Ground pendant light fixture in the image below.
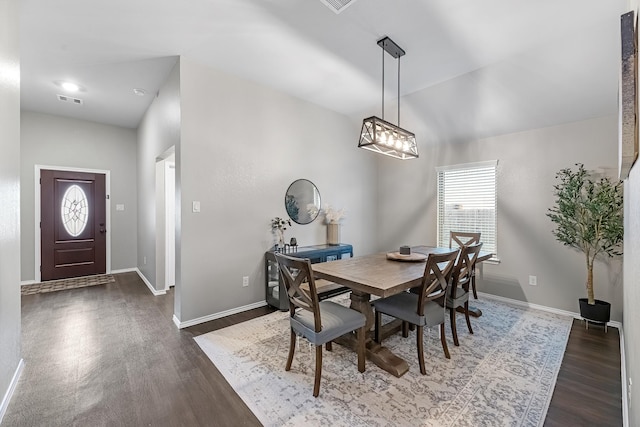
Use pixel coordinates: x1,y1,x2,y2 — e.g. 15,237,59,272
358,37,418,160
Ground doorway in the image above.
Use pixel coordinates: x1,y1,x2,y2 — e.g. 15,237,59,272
155,149,176,292
38,167,110,281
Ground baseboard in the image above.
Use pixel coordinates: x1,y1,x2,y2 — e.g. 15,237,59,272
620,326,629,427
173,300,268,329
110,268,137,275
477,292,622,329
135,269,166,296
0,359,24,424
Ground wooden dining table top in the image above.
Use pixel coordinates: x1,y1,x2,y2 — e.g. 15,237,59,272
312,245,492,298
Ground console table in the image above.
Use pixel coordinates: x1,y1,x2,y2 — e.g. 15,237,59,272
265,243,353,310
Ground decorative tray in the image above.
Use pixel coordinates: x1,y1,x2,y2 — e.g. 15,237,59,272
386,252,427,262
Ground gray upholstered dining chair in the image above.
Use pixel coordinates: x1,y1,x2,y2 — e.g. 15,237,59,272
446,242,483,346
449,231,481,299
275,253,366,397
372,250,459,375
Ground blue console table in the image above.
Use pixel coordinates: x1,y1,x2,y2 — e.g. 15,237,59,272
265,243,353,310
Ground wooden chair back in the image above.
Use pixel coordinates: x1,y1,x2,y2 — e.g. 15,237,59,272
450,243,483,299
275,253,322,333
416,250,459,315
449,231,481,249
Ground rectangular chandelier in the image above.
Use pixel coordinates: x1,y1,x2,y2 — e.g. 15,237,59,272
359,116,418,160
358,37,418,160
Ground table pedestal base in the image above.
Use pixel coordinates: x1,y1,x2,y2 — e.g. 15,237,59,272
334,333,409,377
336,291,409,377
456,306,482,317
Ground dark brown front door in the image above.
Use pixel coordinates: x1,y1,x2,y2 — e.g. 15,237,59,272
41,169,106,281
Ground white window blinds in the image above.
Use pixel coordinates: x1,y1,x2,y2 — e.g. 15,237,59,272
436,161,498,260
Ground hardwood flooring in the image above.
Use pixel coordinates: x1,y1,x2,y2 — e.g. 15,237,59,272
3,272,623,426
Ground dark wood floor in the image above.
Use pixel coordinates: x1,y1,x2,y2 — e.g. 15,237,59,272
3,272,622,426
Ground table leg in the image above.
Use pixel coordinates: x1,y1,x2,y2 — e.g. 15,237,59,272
334,290,409,377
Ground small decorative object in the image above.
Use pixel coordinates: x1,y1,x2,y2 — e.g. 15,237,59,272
547,163,623,326
271,217,291,251
290,237,297,247
321,204,346,246
399,245,411,255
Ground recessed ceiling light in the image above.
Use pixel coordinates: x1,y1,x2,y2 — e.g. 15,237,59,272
133,88,146,96
61,82,80,92
54,80,85,93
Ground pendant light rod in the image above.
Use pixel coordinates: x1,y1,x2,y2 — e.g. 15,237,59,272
377,37,405,125
398,55,401,126
382,44,385,121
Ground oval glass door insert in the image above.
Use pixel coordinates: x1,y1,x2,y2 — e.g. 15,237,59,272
61,184,89,237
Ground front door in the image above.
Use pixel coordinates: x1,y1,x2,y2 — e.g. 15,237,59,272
41,169,106,281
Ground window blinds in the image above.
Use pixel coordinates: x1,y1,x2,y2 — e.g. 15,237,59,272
436,161,498,259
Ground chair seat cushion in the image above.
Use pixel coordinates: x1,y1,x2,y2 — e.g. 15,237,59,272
291,301,366,346
373,292,444,327
446,287,469,308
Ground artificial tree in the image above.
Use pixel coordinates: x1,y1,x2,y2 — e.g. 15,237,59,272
547,163,623,305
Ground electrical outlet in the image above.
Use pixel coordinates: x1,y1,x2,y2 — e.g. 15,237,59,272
242,276,249,287
143,256,147,265
528,275,537,286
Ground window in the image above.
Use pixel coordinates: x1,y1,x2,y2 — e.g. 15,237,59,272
61,184,89,237
436,160,498,260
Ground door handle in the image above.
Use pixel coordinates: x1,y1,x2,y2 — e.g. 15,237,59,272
100,228,106,234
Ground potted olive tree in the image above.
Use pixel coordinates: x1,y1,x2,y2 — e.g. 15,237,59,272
547,163,623,324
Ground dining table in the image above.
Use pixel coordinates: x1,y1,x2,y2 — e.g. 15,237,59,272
312,245,492,377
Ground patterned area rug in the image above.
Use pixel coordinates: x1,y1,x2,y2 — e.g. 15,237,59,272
21,274,115,295
195,296,572,427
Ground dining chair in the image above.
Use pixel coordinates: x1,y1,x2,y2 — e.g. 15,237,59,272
372,250,459,375
449,231,481,299
275,253,366,397
446,242,483,346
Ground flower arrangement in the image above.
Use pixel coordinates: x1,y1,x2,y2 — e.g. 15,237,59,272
271,217,291,248
271,217,291,231
321,204,346,224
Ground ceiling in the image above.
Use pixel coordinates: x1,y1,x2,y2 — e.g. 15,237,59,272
20,0,628,142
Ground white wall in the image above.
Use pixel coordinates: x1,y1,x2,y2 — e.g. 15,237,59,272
20,112,138,280
377,115,622,321
176,57,377,322
0,0,22,420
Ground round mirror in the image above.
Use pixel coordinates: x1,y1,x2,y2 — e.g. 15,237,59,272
285,179,321,224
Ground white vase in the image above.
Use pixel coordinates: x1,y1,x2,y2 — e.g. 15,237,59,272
275,229,285,250
327,222,340,245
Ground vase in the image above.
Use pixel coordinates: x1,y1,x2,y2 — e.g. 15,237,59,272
326,222,340,245
275,229,285,250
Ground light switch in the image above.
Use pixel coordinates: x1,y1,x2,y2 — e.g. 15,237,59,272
192,201,201,213
116,204,125,211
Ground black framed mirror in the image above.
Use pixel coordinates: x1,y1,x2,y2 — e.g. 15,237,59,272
285,179,321,224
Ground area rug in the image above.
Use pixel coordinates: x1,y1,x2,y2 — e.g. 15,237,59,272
21,274,115,295
194,296,572,427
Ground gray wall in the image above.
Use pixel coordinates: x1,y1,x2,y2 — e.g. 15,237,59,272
377,115,622,321
20,111,138,281
625,2,640,424
136,61,181,299
174,57,377,322
0,0,22,419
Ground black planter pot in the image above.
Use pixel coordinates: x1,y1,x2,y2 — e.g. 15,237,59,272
578,298,611,324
